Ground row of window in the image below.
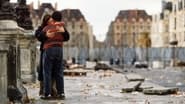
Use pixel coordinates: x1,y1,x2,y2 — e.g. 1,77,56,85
65,22,84,29
115,25,150,30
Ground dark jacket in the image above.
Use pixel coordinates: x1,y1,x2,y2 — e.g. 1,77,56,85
35,26,47,51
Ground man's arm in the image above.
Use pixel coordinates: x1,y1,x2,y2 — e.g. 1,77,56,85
56,26,70,42
62,27,70,42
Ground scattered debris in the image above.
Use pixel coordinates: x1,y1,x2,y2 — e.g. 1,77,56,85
134,61,148,68
94,62,112,71
68,64,84,70
64,69,87,76
122,73,179,95
85,61,96,69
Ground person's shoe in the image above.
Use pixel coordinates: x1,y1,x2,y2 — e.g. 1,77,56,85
40,95,51,100
57,93,65,100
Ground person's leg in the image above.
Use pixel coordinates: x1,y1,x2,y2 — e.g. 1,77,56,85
53,48,65,96
51,79,57,97
42,49,53,97
51,68,57,97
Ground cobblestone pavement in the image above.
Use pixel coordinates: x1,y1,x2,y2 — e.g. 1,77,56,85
24,70,185,104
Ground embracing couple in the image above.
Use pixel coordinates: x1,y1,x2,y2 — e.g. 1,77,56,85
35,11,70,100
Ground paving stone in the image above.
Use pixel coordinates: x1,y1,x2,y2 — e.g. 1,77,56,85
121,81,142,93
125,73,145,81
138,82,160,91
143,86,179,95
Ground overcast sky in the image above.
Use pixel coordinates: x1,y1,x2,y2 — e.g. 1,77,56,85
11,0,162,41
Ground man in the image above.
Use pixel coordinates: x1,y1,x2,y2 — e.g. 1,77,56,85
41,11,69,100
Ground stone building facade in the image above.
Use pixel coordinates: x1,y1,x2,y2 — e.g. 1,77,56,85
151,1,172,47
60,9,93,60
61,9,91,48
106,10,152,48
169,0,185,47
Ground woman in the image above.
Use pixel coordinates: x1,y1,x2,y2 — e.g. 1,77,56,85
35,14,57,97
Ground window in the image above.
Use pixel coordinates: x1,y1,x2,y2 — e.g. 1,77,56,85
133,25,135,30
179,0,183,10
140,25,143,29
117,33,120,36
123,25,126,29
174,18,176,30
184,14,185,27
148,25,151,30
80,24,83,29
80,32,83,35
116,25,120,30
72,22,75,29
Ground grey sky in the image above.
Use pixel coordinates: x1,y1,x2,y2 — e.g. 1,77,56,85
11,0,162,41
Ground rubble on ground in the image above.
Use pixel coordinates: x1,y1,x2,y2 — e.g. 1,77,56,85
121,73,179,95
94,61,112,71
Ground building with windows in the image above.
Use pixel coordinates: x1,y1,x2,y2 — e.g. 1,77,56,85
106,10,152,48
151,1,172,47
61,9,94,60
169,0,185,47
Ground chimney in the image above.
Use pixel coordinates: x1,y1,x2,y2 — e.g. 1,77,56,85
38,0,41,9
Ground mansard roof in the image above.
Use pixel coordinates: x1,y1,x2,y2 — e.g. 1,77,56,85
61,9,86,21
115,10,152,22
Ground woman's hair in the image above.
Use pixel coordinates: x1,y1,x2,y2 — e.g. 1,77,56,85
41,14,51,28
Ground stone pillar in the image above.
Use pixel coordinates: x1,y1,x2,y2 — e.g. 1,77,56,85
0,20,29,103
0,0,33,103
0,46,8,104
19,33,37,83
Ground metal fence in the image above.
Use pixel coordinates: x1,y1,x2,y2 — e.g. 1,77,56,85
63,47,185,66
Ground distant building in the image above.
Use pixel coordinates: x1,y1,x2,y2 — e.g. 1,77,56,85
106,10,152,48
151,1,172,47
61,9,91,48
169,0,185,47
61,9,94,60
